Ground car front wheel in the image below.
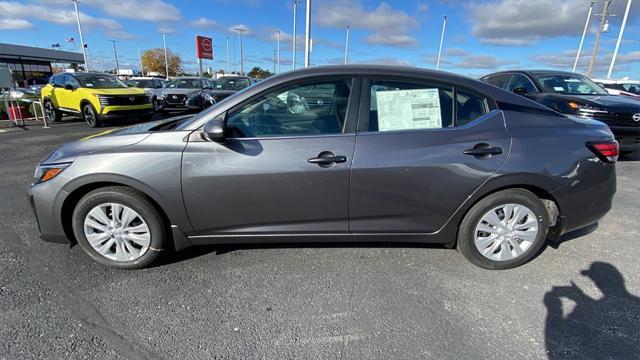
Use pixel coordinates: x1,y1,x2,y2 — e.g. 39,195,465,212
457,189,550,270
82,103,101,128
72,186,166,269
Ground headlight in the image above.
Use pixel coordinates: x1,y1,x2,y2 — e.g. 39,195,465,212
33,163,71,184
568,102,608,117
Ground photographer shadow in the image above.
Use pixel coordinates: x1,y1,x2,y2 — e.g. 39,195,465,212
544,262,640,359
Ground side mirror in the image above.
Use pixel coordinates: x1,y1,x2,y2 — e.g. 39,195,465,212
512,87,528,96
64,84,74,90
202,117,226,143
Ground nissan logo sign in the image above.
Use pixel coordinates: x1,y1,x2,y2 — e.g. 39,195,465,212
633,113,640,122
129,96,135,102
172,95,178,100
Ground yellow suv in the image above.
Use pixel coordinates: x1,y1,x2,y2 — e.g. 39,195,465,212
41,72,153,127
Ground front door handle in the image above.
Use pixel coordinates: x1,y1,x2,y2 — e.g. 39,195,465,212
308,151,347,167
464,144,503,158
308,156,347,164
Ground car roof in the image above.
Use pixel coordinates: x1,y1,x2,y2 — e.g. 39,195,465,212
482,69,586,78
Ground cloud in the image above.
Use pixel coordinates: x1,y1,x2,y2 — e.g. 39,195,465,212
189,17,219,29
356,57,412,66
106,30,136,40
453,55,518,69
0,1,122,31
532,49,640,77
417,1,429,13
228,24,251,35
466,0,594,46
88,0,181,22
316,0,419,48
0,18,33,30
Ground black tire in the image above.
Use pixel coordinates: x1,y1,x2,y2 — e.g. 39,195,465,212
82,103,102,128
43,100,62,122
457,188,549,270
72,186,166,269
152,97,161,112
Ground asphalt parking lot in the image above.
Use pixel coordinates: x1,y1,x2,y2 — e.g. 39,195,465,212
1,118,639,360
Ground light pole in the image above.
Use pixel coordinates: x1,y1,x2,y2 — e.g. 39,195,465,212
273,49,277,73
99,56,104,72
573,1,595,72
607,0,632,78
137,45,144,76
235,27,246,75
276,30,281,74
344,25,350,64
304,0,311,67
71,0,89,71
292,0,298,70
226,35,230,73
436,15,447,70
162,32,169,79
587,0,612,77
110,40,119,75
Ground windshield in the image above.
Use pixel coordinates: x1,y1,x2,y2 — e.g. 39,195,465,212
76,74,128,89
535,74,608,95
167,78,202,89
216,77,251,91
130,79,155,88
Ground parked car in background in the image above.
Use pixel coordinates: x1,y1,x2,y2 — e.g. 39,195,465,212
29,65,617,270
481,70,640,154
41,72,153,127
592,78,640,99
127,77,166,111
185,76,256,111
159,76,215,113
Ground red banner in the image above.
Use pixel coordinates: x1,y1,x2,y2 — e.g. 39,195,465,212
195,35,213,59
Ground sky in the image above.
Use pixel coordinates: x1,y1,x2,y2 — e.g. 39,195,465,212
0,0,639,79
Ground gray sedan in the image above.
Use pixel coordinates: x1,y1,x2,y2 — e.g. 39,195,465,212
28,65,617,270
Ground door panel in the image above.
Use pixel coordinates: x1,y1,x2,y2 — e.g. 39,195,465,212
182,135,355,234
349,110,510,233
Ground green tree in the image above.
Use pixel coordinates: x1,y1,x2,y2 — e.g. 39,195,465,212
247,66,273,79
141,48,182,77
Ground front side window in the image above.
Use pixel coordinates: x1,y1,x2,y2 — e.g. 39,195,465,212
369,80,454,131
535,74,608,95
226,79,352,138
483,74,510,88
52,75,65,87
63,75,79,88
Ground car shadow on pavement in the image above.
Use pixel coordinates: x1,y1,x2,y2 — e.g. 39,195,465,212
544,262,640,359
547,222,599,249
153,241,446,267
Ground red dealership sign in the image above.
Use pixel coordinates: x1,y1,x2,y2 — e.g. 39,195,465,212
195,35,213,59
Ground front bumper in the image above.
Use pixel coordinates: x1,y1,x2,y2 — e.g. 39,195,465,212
99,104,154,119
27,182,71,244
609,125,640,152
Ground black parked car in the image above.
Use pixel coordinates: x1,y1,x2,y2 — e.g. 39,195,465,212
185,76,256,111
159,77,216,113
481,70,640,153
29,65,617,270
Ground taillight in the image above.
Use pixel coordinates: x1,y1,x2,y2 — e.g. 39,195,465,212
587,141,619,163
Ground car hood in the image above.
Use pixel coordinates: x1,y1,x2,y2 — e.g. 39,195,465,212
91,88,146,95
40,116,192,164
207,89,237,96
545,93,640,112
161,88,201,96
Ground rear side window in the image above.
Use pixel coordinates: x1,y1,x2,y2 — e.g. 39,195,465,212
456,89,488,127
369,79,454,131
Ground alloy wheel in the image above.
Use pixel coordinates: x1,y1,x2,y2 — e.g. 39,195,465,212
83,203,151,262
83,105,96,127
474,203,539,262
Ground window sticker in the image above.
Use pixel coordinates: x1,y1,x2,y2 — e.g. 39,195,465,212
553,86,565,92
375,88,441,131
85,83,94,87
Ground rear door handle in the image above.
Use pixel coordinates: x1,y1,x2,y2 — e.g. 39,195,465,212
308,155,347,164
464,144,503,158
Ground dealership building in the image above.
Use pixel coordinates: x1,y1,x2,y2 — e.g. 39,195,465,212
0,43,84,86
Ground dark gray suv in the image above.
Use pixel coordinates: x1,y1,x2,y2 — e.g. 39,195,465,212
28,65,617,270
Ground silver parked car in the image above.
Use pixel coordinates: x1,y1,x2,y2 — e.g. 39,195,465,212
128,77,166,112
28,65,617,270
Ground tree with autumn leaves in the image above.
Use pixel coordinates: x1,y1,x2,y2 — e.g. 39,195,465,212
141,48,182,77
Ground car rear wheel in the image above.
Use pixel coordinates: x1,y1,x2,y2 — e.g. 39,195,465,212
457,189,549,270
43,100,62,122
72,186,166,269
82,103,102,128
